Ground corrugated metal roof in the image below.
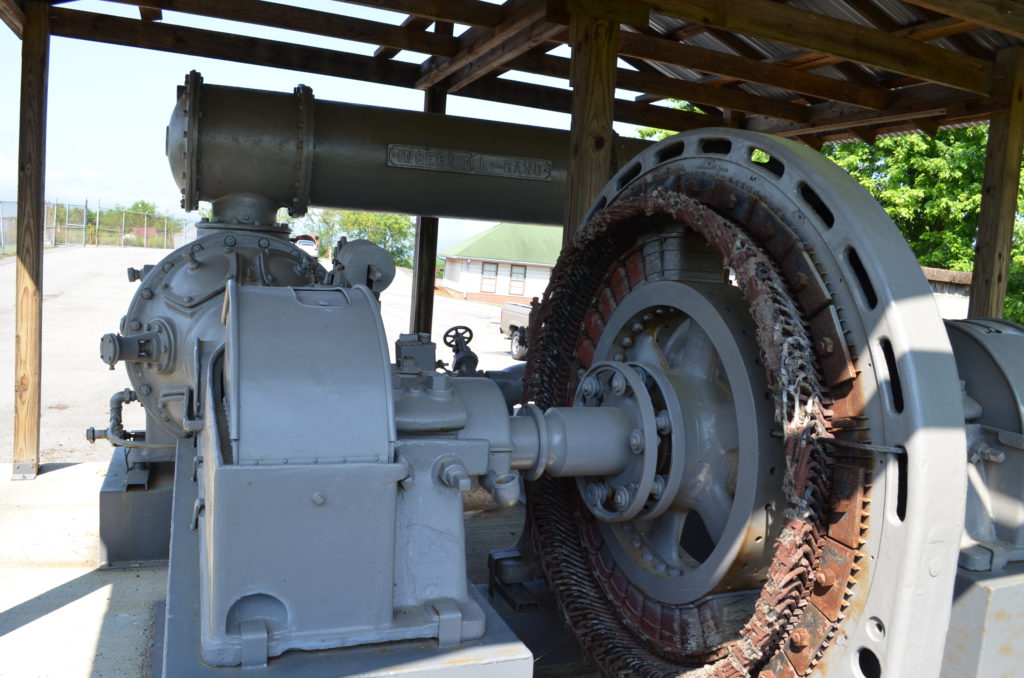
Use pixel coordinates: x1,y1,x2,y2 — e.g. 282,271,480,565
440,223,562,265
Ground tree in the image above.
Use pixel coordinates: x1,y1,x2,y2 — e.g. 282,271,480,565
823,128,1024,323
297,209,415,266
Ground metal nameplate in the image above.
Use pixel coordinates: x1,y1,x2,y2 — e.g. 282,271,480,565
387,144,552,182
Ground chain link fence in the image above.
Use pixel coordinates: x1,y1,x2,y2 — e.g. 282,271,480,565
0,200,188,255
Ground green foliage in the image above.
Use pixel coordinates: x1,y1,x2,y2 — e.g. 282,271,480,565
636,100,706,140
823,127,1024,323
298,209,415,267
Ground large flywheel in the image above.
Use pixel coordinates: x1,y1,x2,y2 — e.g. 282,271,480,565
525,129,967,677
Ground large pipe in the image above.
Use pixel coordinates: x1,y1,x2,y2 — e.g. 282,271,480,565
166,71,650,229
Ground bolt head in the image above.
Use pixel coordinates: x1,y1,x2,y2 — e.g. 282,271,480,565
611,373,627,395
815,337,835,356
140,288,153,300
613,486,631,510
655,410,671,434
581,376,600,399
311,492,326,506
814,570,836,589
629,428,644,453
620,336,634,348
790,627,810,650
631,322,644,333
650,475,666,500
586,482,606,506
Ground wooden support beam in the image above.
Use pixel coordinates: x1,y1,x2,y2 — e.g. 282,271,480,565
903,0,1024,41
337,0,501,29
447,19,564,92
915,117,941,136
651,0,995,94
616,31,890,110
49,8,422,88
970,48,1024,318
1,0,24,38
896,17,979,42
798,134,824,151
13,0,48,481
513,51,811,121
103,0,459,57
461,76,719,130
847,126,878,144
138,6,162,21
564,13,618,244
410,84,447,336
375,15,432,59
416,0,547,90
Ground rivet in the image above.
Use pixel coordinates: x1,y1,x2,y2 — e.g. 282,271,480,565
814,571,836,589
631,322,644,333
139,384,152,396
140,288,153,300
128,320,142,331
815,337,835,356
258,238,270,248
162,262,173,272
225,235,236,246
621,336,634,348
311,492,326,506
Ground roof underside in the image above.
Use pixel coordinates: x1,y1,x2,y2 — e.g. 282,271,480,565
3,0,1023,145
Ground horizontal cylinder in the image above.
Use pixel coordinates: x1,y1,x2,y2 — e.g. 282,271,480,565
511,405,634,479
167,71,650,226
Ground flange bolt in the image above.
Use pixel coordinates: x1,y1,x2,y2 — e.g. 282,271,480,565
629,428,644,454
790,628,810,651
814,570,837,589
611,373,627,395
586,482,607,506
613,486,631,510
655,410,671,434
581,376,601,400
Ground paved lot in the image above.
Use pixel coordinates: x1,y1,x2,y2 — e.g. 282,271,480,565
0,245,518,465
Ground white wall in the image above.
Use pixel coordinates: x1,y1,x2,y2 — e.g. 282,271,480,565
441,257,551,299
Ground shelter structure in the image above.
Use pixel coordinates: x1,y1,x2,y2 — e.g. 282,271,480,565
6,0,1024,478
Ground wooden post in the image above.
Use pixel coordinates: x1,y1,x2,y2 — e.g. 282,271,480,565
409,22,452,336
969,47,1024,319
564,11,619,247
13,1,49,480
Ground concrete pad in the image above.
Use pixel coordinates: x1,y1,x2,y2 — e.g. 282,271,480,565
0,461,167,678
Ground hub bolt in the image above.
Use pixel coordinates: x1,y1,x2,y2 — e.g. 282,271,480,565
631,322,644,333
790,628,810,650
613,486,631,510
655,410,671,434
581,377,601,399
586,482,607,506
650,475,666,499
629,429,644,453
621,336,634,348
611,373,627,395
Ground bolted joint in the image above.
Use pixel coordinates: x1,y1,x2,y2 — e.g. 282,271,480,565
437,457,471,492
790,627,810,651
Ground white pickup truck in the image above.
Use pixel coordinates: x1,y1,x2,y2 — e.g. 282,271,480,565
499,301,532,360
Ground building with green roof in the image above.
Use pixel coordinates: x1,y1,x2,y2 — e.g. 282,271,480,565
438,222,562,303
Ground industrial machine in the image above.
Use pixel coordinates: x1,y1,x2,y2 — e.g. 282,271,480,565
90,73,1024,677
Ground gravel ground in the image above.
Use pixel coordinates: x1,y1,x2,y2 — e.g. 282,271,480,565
0,245,519,464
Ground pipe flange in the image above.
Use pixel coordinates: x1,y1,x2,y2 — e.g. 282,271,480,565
290,84,315,217
573,361,659,523
180,70,202,211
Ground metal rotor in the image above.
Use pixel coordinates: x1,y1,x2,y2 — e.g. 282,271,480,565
525,129,966,677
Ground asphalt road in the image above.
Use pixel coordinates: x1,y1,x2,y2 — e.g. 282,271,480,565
0,246,518,464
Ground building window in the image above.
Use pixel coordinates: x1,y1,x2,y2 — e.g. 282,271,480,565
481,262,497,293
509,265,526,296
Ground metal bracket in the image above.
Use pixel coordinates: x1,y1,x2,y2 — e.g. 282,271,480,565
431,599,463,649
238,619,269,669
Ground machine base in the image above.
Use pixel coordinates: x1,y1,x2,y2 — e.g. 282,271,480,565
157,441,533,677
99,453,174,566
941,564,1024,677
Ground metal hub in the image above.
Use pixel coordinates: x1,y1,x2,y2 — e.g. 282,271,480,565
579,281,784,604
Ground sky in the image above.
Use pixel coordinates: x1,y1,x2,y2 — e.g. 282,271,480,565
0,1,647,251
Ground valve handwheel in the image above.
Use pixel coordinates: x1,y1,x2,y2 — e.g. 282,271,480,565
443,325,474,349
